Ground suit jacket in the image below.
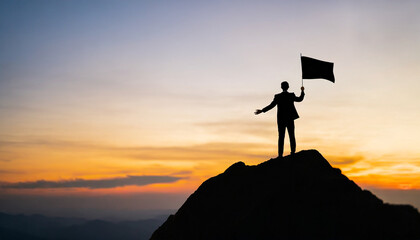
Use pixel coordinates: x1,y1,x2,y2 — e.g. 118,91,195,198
262,91,305,121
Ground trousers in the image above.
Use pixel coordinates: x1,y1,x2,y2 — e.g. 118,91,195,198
277,120,296,157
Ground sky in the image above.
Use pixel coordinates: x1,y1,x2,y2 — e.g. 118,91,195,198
1,0,420,220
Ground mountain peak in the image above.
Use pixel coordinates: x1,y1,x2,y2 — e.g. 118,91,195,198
151,150,420,240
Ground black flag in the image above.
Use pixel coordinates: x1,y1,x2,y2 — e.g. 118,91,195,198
301,56,335,83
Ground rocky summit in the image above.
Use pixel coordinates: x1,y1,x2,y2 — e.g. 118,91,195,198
151,150,420,240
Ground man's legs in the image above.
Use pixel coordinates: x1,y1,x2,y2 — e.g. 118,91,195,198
286,120,296,154
278,122,286,157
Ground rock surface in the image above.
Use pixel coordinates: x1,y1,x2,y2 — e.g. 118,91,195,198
151,150,420,240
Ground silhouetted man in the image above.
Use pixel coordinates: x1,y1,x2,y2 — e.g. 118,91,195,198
255,81,305,157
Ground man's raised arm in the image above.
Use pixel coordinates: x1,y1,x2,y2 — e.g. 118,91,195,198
294,87,305,102
255,97,276,115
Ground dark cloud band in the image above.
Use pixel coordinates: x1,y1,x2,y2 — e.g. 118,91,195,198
1,175,183,189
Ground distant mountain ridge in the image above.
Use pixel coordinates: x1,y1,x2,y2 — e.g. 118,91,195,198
0,212,165,240
151,150,420,240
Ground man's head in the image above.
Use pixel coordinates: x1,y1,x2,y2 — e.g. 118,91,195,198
281,81,289,91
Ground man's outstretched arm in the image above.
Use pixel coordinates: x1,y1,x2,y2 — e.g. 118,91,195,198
294,87,305,102
255,97,276,115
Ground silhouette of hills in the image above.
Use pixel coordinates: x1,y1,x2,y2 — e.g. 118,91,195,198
151,150,420,240
0,212,165,240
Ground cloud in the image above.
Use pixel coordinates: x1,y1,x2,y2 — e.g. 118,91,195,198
122,142,274,162
0,139,101,150
0,169,23,174
325,155,364,166
196,120,276,139
0,175,183,189
171,170,193,176
0,139,273,161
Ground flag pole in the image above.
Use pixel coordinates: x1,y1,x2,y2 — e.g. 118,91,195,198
300,53,303,88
